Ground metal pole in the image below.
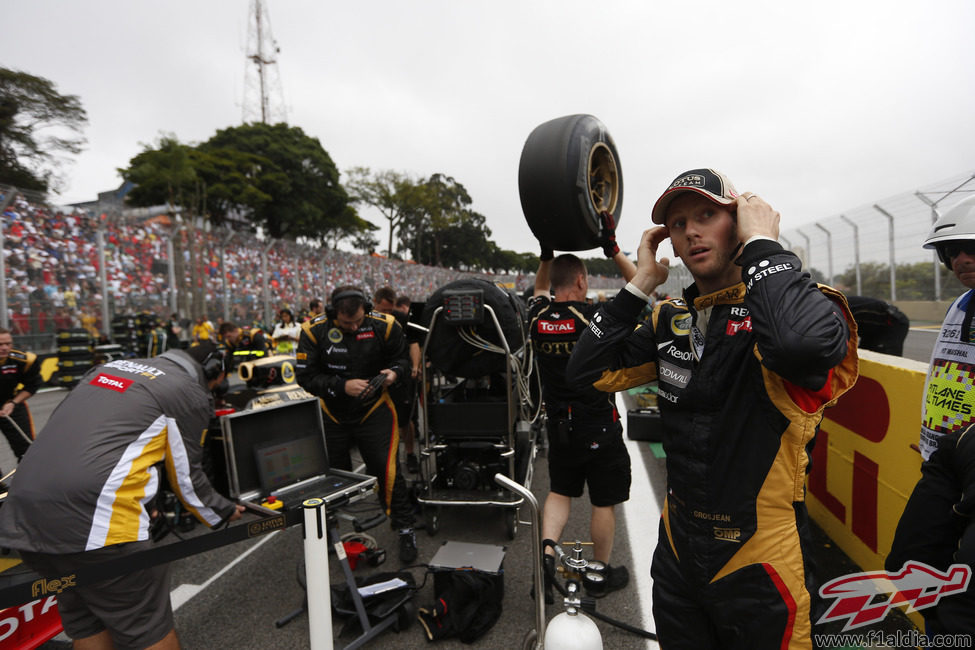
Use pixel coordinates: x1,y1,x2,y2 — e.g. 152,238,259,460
838,215,861,295
779,234,792,250
221,230,234,322
796,229,812,270
814,223,834,286
495,473,545,650
915,192,943,302
873,204,897,302
262,240,274,329
166,235,177,315
0,190,11,330
97,215,111,339
294,250,300,308
301,498,333,649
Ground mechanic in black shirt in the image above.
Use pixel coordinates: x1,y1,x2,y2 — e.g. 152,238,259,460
0,327,42,474
530,213,636,601
296,286,417,563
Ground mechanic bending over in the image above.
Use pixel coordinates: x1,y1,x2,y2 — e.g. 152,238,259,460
0,342,244,650
567,169,858,649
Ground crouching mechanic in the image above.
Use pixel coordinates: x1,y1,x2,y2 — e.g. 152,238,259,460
567,169,859,648
295,286,417,563
0,342,245,650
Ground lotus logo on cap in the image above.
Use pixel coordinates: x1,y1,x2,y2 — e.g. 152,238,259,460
651,168,739,224
669,173,709,190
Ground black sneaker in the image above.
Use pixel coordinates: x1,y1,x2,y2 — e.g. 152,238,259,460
406,453,419,474
399,528,418,564
594,564,629,597
530,554,555,605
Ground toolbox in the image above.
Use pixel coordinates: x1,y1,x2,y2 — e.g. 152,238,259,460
626,407,662,442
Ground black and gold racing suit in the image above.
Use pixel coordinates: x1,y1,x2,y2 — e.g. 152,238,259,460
567,239,858,649
295,311,412,529
0,349,42,464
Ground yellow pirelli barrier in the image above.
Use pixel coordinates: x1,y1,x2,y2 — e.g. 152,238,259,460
807,350,929,624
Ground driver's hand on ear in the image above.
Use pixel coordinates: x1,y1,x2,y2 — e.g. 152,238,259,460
736,193,780,242
631,227,671,295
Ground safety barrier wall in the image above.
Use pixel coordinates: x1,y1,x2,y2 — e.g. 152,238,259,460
807,350,929,622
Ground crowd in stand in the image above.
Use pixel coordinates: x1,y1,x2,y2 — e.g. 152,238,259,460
1,191,619,344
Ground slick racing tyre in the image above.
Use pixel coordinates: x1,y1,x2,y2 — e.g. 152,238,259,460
518,114,623,251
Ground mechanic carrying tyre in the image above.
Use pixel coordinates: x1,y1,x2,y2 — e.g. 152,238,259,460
520,114,636,602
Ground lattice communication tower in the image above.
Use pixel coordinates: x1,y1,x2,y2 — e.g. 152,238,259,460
243,0,286,124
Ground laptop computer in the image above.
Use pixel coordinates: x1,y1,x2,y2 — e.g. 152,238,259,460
221,397,376,510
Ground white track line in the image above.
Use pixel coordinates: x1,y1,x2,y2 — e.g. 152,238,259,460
619,394,661,648
170,530,281,611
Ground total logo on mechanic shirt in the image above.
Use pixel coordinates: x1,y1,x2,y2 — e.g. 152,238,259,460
90,373,134,393
538,319,576,334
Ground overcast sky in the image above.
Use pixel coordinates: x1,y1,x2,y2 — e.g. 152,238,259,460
4,0,974,260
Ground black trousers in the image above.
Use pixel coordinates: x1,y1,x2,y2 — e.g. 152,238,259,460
0,402,34,468
324,395,414,530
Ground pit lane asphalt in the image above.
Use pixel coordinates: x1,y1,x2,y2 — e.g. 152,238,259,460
13,327,936,648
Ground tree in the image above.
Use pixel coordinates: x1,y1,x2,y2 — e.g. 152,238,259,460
0,67,88,192
121,124,369,249
423,174,472,267
122,135,206,213
345,167,425,257
201,123,355,241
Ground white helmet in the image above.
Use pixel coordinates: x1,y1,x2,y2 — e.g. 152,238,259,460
923,194,975,269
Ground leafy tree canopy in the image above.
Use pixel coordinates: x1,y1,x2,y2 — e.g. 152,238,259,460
121,124,366,246
0,67,87,193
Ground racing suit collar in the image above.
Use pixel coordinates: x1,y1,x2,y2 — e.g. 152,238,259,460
686,282,746,312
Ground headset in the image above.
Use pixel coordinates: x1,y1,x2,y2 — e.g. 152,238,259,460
200,347,228,381
326,288,372,320
162,345,226,382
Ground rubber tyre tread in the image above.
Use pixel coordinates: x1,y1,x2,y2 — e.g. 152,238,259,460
518,114,623,251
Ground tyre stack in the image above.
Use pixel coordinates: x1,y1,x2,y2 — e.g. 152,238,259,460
56,328,94,389
111,314,140,356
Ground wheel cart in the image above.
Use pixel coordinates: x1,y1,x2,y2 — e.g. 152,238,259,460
416,285,540,539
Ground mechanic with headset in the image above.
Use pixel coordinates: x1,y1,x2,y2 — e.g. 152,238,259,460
295,285,417,563
566,169,858,648
886,195,975,638
0,341,244,650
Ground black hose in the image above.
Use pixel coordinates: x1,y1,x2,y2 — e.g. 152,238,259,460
579,599,657,640
542,539,657,641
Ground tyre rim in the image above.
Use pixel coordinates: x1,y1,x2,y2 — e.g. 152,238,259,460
587,143,620,215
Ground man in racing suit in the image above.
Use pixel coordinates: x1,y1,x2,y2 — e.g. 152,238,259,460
0,327,42,474
295,286,417,563
0,342,244,649
567,169,858,648
218,321,271,370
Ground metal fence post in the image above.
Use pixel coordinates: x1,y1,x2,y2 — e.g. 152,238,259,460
796,229,811,271
262,240,274,328
96,214,111,338
838,215,861,295
814,223,834,286
0,196,8,330
873,204,897,302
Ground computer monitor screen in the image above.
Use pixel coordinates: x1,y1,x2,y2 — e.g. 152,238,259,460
220,398,326,500
253,434,327,492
